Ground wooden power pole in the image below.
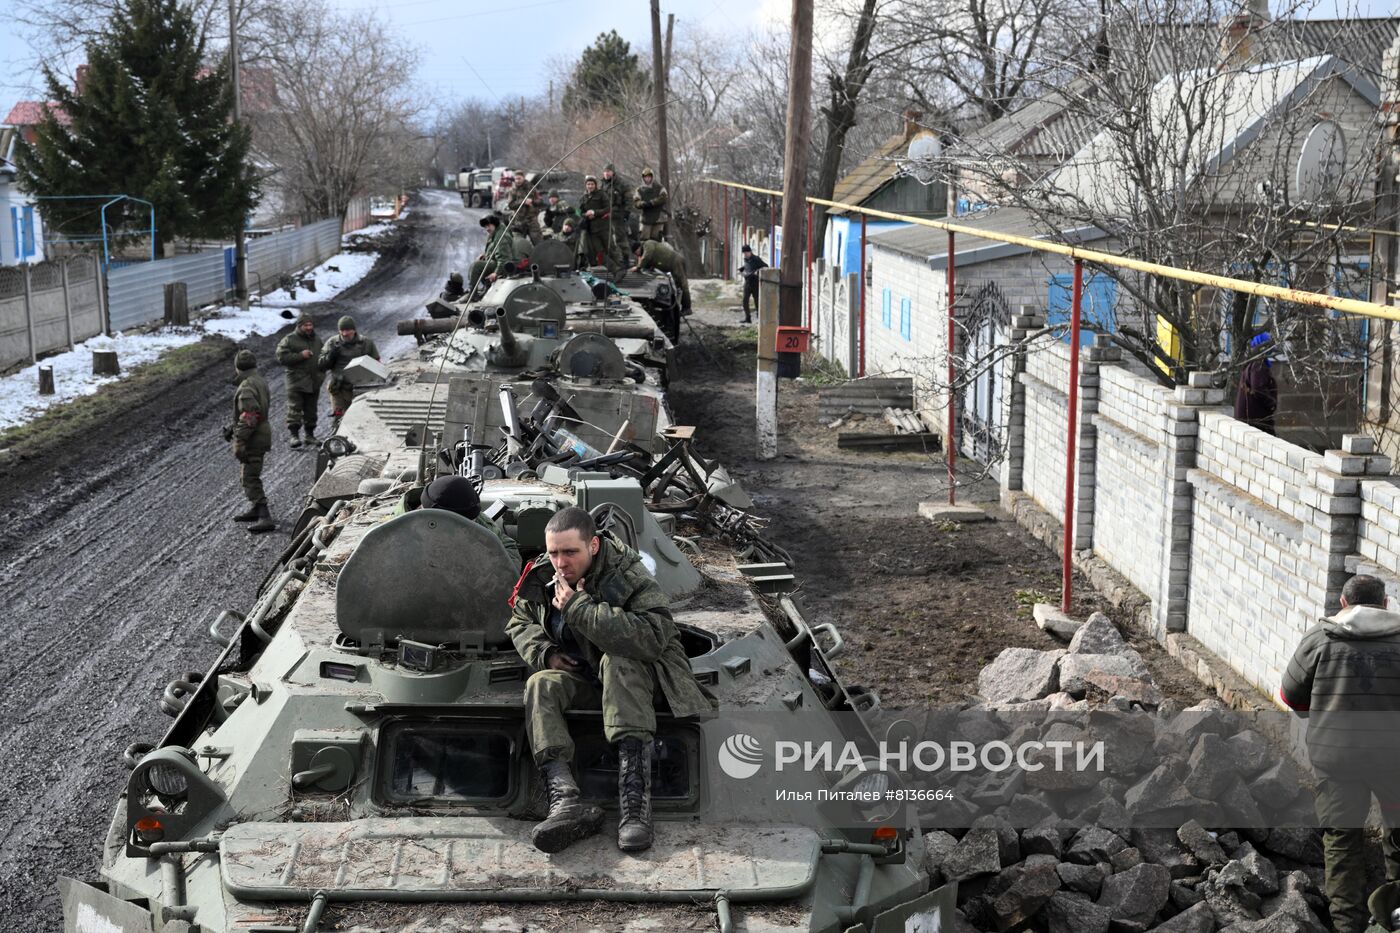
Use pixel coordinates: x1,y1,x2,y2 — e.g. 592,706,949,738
778,0,813,360
650,0,671,191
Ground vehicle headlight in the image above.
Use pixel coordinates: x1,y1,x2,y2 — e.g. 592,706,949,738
323,435,354,458
146,761,190,798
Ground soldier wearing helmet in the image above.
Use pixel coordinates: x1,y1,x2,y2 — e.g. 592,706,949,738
633,168,669,241
578,175,623,275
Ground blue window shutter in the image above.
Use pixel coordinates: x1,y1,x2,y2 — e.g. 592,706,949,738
21,206,35,257
900,297,911,340
1047,273,1117,346
882,288,892,327
10,207,18,260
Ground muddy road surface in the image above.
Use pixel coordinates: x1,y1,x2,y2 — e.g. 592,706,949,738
0,189,482,930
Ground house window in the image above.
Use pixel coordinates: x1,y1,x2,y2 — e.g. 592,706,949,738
900,298,911,340
21,206,35,258
882,288,892,328
1047,272,1117,346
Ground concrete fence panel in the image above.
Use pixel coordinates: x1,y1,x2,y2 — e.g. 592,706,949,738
0,256,105,372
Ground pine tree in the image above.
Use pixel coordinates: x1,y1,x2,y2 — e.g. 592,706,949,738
562,31,650,114
17,0,256,256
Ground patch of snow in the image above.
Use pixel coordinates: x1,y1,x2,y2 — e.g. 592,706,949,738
0,247,379,433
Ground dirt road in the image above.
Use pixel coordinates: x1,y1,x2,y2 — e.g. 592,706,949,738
0,189,482,930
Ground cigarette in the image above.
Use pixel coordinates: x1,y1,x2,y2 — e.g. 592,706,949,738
547,574,560,587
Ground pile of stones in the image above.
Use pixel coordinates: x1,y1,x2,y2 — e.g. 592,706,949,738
915,614,1330,931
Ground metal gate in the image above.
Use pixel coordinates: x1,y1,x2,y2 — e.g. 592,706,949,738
960,282,1010,463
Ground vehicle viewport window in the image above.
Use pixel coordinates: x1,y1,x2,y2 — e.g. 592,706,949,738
384,725,512,803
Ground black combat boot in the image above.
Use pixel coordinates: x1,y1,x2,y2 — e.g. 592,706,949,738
248,501,276,534
289,426,303,449
233,501,260,522
616,737,653,852
531,759,603,854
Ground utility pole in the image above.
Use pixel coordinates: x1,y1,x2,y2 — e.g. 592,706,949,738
777,0,813,365
228,0,249,311
650,0,671,191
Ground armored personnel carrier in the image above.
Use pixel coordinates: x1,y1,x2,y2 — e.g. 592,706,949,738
423,237,685,343
61,262,953,932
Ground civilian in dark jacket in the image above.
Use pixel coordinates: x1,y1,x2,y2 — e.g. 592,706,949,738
1234,332,1278,434
738,244,766,323
1281,574,1400,933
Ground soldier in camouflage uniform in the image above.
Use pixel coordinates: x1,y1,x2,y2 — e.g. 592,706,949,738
543,191,574,234
507,507,713,854
317,315,380,418
630,239,690,313
274,313,323,448
633,168,669,241
507,176,543,246
600,163,631,264
226,349,275,533
577,176,623,276
468,213,519,295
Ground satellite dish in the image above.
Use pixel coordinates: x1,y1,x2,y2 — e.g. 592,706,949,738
1294,121,1346,203
904,132,943,184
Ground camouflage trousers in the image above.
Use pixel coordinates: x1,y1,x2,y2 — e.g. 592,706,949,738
239,450,266,504
285,387,320,433
639,222,667,241
524,655,660,765
1315,773,1400,933
328,380,354,417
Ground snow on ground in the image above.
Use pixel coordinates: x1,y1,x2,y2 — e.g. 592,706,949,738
0,230,390,432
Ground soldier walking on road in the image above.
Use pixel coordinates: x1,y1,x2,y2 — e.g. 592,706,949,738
578,176,622,276
226,349,275,534
318,315,380,419
634,168,669,241
275,313,323,449
508,507,714,855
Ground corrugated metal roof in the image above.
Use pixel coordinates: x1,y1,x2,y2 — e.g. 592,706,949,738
869,205,1106,269
827,132,914,216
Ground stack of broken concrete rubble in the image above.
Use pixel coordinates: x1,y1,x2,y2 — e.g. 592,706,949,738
921,612,1331,933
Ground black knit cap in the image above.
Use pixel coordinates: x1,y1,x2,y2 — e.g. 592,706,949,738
420,475,481,519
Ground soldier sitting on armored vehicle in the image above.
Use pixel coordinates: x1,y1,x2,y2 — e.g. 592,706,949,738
507,507,715,855
396,475,521,568
469,213,518,294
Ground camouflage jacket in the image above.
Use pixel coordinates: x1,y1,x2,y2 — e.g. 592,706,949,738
231,369,272,449
481,225,519,268
507,534,715,720
633,182,669,224
274,328,324,394
317,334,380,386
600,177,631,228
637,239,684,276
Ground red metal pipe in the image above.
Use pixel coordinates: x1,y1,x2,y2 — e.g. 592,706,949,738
947,230,957,505
722,186,730,281
859,213,868,377
805,201,814,329
1061,259,1085,614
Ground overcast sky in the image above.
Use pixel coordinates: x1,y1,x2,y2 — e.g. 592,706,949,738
2,0,1396,112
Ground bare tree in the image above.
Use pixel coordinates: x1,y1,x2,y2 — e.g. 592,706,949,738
245,0,422,221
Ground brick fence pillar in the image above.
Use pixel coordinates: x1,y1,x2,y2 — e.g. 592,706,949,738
1153,372,1226,637
999,307,1041,495
1071,333,1120,550
1309,434,1388,614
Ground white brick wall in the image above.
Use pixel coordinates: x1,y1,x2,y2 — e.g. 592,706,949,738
1092,366,1171,603
1020,342,1073,525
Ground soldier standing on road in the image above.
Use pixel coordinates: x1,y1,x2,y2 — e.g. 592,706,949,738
578,176,622,276
600,163,631,272
739,244,767,324
1281,573,1400,933
226,349,275,534
318,315,380,419
633,168,669,241
508,507,714,855
274,313,323,449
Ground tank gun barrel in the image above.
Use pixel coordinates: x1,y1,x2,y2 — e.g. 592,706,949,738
397,318,457,338
495,307,518,355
